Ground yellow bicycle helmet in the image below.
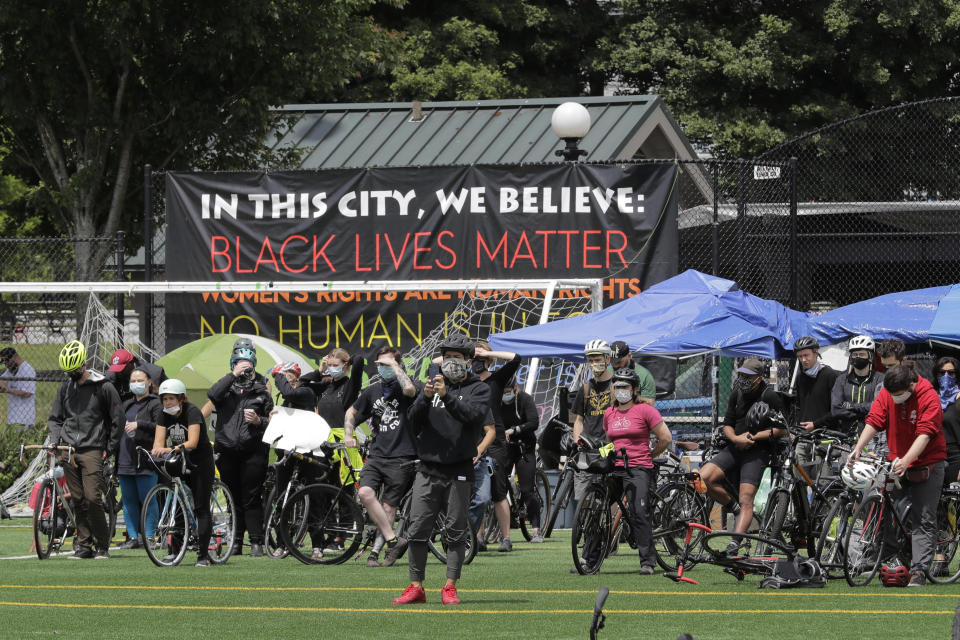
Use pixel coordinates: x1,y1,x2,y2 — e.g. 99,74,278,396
58,340,87,372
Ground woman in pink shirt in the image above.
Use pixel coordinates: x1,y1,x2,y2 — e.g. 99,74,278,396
603,368,672,574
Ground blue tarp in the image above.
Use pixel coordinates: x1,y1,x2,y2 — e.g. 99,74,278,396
808,284,960,346
488,269,810,359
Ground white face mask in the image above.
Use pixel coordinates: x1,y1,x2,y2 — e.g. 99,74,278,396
129,381,148,396
891,390,912,405
590,362,608,375
614,388,633,404
163,405,181,416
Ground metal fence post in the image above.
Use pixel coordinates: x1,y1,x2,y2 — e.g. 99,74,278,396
789,157,799,309
143,164,153,351
116,231,125,345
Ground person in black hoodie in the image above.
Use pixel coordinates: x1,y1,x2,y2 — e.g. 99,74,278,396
269,362,315,411
47,340,124,559
793,336,838,432
500,378,544,543
390,334,494,607
207,347,273,556
117,367,163,549
299,348,365,426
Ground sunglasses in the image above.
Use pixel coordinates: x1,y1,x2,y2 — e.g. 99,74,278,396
938,369,957,377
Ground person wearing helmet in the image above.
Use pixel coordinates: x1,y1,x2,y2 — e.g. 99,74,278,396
345,346,419,567
390,333,494,606
601,367,672,574
499,377,543,543
793,336,839,432
570,339,614,510
116,367,163,550
850,364,947,586
610,341,656,406
47,340,125,559
207,346,273,557
105,348,167,397
699,357,785,554
831,335,885,437
153,378,216,566
934,357,960,486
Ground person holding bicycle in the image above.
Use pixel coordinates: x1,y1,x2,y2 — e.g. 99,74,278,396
345,346,419,567
572,340,615,502
831,335,885,437
934,357,960,485
699,357,785,555
208,347,273,557
850,363,946,587
391,334,494,606
152,378,216,567
500,378,544,543
603,368,672,574
47,340,124,559
117,367,162,550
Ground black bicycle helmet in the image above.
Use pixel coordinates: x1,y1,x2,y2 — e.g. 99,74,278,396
793,336,819,352
746,401,772,433
611,367,640,387
232,336,256,353
438,333,475,359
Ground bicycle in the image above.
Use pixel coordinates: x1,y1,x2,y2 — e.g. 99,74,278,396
262,445,334,559
392,480,479,566
482,443,552,544
22,443,78,559
136,446,237,567
844,459,960,586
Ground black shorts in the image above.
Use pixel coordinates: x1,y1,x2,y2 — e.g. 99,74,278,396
706,445,771,487
358,455,417,508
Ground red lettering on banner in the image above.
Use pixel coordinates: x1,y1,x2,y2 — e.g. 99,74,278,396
509,231,537,269
606,230,628,269
313,235,336,272
254,236,280,273
582,230,602,268
412,232,432,270
280,235,308,273
235,236,253,273
476,231,508,267
556,230,577,269
354,235,371,272
384,234,410,270
211,236,231,272
535,230,555,267
435,230,457,270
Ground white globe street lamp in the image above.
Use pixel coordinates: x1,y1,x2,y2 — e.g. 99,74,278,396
551,102,591,161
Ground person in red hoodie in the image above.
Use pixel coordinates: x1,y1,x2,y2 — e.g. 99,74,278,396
849,364,946,587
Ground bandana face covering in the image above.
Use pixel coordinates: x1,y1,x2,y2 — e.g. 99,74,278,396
803,362,821,378
939,374,959,410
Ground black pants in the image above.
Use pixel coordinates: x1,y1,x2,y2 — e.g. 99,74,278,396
216,446,267,544
490,443,541,528
189,454,215,558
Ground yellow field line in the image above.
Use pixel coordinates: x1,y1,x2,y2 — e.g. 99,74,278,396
1,584,960,598
0,601,953,615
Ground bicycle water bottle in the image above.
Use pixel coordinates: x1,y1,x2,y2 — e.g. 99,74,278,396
769,363,778,391
42,466,65,482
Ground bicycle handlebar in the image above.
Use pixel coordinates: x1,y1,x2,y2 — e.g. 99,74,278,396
20,443,74,465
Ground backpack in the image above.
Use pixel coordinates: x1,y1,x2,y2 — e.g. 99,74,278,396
759,556,827,589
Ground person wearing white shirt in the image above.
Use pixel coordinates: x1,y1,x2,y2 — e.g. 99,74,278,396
0,347,36,429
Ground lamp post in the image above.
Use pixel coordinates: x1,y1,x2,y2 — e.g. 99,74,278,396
551,101,591,161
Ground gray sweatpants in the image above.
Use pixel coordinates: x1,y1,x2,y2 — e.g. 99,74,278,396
896,461,946,572
407,469,473,581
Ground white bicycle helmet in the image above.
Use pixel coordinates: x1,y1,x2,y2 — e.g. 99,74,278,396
841,460,878,491
848,335,875,352
584,339,612,357
158,378,187,396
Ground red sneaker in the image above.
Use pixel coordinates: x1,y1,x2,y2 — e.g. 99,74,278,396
393,584,426,605
441,584,460,605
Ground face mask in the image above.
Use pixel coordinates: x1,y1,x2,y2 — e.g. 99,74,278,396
891,390,911,405
803,362,821,377
326,366,344,379
736,377,760,393
163,404,181,415
377,365,396,380
850,357,871,370
502,391,516,403
614,388,633,404
129,382,148,396
68,369,84,381
441,358,468,380
939,374,959,409
472,360,488,374
590,362,608,375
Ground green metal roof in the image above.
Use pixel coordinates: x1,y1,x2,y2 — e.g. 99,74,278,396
269,96,697,168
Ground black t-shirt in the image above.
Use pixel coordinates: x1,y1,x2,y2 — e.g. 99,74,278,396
351,380,420,458
942,401,960,466
484,355,522,441
160,402,213,466
574,377,613,442
724,384,784,445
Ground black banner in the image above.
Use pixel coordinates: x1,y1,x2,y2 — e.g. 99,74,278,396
165,164,678,362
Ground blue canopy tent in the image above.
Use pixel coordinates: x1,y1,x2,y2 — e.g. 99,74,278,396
488,269,811,359
807,284,960,347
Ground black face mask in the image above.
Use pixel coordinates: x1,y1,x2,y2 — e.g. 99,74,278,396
68,369,84,381
736,376,763,398
241,368,256,381
471,360,487,374
851,357,871,370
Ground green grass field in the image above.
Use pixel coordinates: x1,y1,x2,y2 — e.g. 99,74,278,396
1,521,959,639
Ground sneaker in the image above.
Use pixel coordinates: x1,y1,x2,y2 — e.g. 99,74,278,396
71,547,94,560
163,553,178,563
195,556,211,567
249,543,265,557
570,557,587,574
908,570,926,587
366,551,381,567
312,548,323,559
931,560,950,577
120,538,140,550
529,532,544,544
323,540,344,553
476,537,488,552
144,538,157,550
441,584,460,605
382,537,408,567
498,538,513,552
94,548,110,560
639,565,655,575
233,540,243,556
392,583,426,605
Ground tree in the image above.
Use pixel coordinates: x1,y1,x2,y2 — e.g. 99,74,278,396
599,0,960,158
0,0,395,278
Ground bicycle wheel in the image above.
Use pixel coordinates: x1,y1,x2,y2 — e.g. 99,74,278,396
428,510,478,565
208,479,237,564
32,479,60,559
756,489,790,556
143,484,190,567
815,494,856,579
928,491,960,584
571,485,610,575
100,479,118,544
544,469,573,538
279,483,363,565
654,482,707,571
483,501,500,544
516,471,550,541
264,482,308,559
843,494,885,587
